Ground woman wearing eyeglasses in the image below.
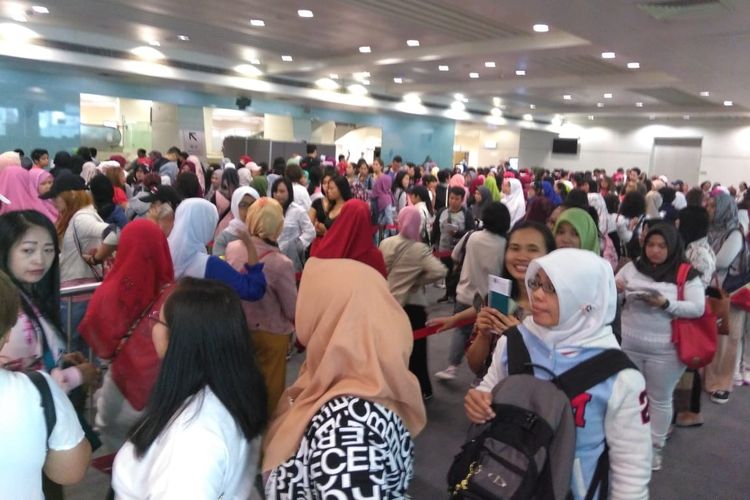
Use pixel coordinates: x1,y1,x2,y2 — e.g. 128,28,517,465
465,249,651,499
79,219,175,452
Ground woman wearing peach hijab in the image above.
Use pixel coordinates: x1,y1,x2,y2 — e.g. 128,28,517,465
263,257,426,497
0,151,21,172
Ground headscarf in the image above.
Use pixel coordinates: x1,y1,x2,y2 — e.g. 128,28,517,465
237,167,253,187
0,151,21,172
109,154,127,168
484,175,502,202
635,223,698,283
523,249,618,350
472,186,492,220
525,196,553,225
644,190,663,219
246,197,284,242
707,192,741,253
186,155,206,192
449,173,466,188
88,174,117,221
502,177,526,227
397,205,422,242
262,257,426,471
81,161,98,184
79,219,173,358
542,180,562,207
27,168,58,221
310,199,388,277
371,174,394,212
0,166,56,220
469,174,485,197
227,186,260,237
168,198,219,279
554,207,600,254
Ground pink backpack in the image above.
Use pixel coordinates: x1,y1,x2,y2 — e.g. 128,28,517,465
601,233,618,271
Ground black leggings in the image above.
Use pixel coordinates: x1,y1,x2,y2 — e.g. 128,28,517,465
404,304,432,396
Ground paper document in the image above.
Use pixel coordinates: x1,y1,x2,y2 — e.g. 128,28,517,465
488,274,515,315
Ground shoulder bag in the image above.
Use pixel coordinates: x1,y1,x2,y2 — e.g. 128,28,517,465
671,264,718,369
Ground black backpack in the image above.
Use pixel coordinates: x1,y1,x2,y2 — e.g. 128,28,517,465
447,328,636,500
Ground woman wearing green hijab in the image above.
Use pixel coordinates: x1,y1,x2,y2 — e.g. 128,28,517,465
553,207,601,254
484,176,502,202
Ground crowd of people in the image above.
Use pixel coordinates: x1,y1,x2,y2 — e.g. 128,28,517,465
0,142,748,498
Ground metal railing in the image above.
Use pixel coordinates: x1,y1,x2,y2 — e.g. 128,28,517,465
61,282,100,352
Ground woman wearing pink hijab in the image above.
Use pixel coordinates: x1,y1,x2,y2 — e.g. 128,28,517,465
0,166,57,222
449,172,469,204
28,168,59,221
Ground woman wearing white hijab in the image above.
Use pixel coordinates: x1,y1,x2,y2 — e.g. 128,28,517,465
502,177,526,227
212,186,259,257
465,249,651,499
237,167,253,188
167,198,266,301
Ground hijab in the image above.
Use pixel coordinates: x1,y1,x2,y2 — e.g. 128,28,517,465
644,190,663,219
88,174,117,221
79,219,174,359
310,199,388,277
227,186,260,237
246,197,284,242
502,178,526,227
542,181,562,207
448,173,468,203
707,193,740,253
168,198,219,279
397,205,422,242
523,249,618,350
186,155,206,192
472,186,492,220
371,174,394,212
262,257,426,471
635,223,698,283
0,166,55,220
484,176,502,202
81,161,98,184
27,168,58,221
238,167,253,187
554,207,601,254
469,175,485,197
0,151,21,172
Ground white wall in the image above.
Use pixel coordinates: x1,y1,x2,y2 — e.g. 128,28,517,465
454,124,520,167
518,118,750,186
335,126,382,164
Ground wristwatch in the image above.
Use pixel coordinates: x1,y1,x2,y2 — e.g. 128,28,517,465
660,299,670,311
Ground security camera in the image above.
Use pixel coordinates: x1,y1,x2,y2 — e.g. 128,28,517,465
236,97,252,110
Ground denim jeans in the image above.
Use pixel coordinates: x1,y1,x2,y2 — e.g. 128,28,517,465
448,302,474,366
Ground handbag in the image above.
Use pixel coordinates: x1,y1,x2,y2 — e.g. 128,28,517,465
730,285,750,312
671,264,718,369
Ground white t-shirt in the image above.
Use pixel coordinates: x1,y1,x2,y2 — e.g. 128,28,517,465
112,388,260,500
454,230,507,305
292,183,312,212
0,370,85,500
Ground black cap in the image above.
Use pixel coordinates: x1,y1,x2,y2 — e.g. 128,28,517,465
39,170,86,199
140,185,183,210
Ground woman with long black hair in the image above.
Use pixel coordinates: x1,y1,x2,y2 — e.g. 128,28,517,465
112,278,268,498
272,177,316,272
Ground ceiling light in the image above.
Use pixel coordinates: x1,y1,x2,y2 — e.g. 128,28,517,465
597,102,604,108
329,73,339,79
484,61,496,68
603,93,613,99
454,93,465,101
627,62,640,69
130,46,166,61
403,93,421,105
297,9,314,18
515,69,526,76
359,46,371,53
588,115,595,120
32,6,50,14
234,64,263,77
407,40,420,47
347,83,368,96
529,104,536,109
492,97,502,107
0,23,39,39
523,114,533,121
490,107,503,117
635,102,644,107
700,91,710,97
250,19,265,27
438,65,450,71
281,55,293,62
683,115,690,120
451,101,466,112
148,40,161,47
178,35,190,41
724,100,733,106
563,94,572,100
315,78,340,90
361,80,371,85
649,114,656,120
393,77,403,84
469,72,479,79
10,12,28,22
533,24,549,33
601,52,616,59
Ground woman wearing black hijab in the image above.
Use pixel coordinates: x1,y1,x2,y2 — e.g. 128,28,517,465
615,223,705,471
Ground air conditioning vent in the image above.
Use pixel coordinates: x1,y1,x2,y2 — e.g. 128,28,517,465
637,0,734,20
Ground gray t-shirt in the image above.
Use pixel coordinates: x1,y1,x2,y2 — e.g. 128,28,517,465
438,209,466,251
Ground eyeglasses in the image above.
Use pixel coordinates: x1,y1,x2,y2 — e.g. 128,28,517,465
527,278,556,295
147,310,167,327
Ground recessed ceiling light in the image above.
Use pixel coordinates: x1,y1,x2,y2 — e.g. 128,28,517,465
469,72,479,79
393,77,403,84
490,107,503,117
438,65,450,71
523,114,533,121
603,93,613,99
403,93,421,105
347,83,368,96
724,100,733,106
250,19,265,27
131,46,166,61
10,12,28,23
683,115,691,120
529,104,536,109
407,39,420,47
297,9,314,18
281,55,293,62
492,97,502,107
234,64,263,77
0,23,39,39
700,91,710,97
32,6,49,14
484,61,496,68
515,69,526,76
601,52,616,59
533,24,549,33
635,102,644,107
315,78,340,90
451,101,466,112
361,80,371,85
627,62,640,69
588,115,595,120
563,94,572,100
249,57,260,65
454,93,465,101
359,46,371,54
329,73,339,79
597,102,604,108
148,40,161,47
178,35,190,41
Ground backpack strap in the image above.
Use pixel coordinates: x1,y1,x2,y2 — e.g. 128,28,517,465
555,349,636,400
25,371,57,446
675,263,691,300
585,445,610,500
505,327,534,376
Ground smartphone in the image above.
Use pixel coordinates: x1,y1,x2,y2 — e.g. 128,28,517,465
473,292,485,314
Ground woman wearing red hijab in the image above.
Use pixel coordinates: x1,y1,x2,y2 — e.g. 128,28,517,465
79,219,175,452
310,199,387,278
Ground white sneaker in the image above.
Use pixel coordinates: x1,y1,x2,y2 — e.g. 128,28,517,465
651,447,663,472
435,365,457,380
